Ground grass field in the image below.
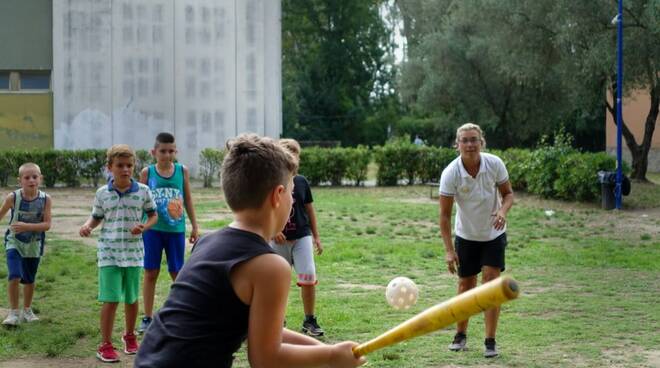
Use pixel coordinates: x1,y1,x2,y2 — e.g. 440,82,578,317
0,177,659,367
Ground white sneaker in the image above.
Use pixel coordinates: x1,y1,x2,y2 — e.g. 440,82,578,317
21,308,39,323
2,310,21,326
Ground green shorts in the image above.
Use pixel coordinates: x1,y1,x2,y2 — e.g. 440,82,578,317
98,266,141,304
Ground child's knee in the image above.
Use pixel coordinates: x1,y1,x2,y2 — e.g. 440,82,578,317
144,269,160,281
296,273,317,286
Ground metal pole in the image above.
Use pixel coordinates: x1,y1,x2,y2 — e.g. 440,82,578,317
615,0,623,209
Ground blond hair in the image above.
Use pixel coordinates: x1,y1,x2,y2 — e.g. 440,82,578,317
279,138,301,157
18,162,41,177
106,144,136,166
455,123,486,148
221,134,298,211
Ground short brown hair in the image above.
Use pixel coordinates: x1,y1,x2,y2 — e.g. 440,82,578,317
106,144,136,166
221,134,298,211
278,138,301,157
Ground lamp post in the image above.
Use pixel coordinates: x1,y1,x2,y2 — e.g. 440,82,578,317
615,0,623,209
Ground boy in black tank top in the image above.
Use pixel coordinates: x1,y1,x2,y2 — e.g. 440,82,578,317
135,134,366,368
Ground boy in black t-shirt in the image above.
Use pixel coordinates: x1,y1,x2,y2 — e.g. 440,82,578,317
272,139,324,337
135,134,365,368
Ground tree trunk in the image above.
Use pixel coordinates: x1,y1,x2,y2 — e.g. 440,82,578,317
631,145,648,181
606,83,659,182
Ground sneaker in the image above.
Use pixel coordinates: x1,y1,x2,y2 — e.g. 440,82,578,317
96,342,120,362
301,316,324,337
484,338,498,358
21,308,39,323
137,316,152,334
2,310,20,326
122,332,139,354
449,332,467,351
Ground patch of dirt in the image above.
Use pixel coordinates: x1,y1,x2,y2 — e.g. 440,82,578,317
602,347,660,368
0,357,134,368
647,350,660,368
430,365,507,368
43,189,96,246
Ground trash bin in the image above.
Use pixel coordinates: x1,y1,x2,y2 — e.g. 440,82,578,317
598,171,616,210
597,171,631,210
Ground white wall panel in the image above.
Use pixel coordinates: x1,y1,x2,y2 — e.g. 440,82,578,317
53,0,281,174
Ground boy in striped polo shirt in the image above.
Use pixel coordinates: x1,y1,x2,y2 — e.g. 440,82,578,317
80,144,158,363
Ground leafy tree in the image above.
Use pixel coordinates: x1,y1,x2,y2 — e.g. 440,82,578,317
552,0,659,181
282,0,398,145
397,0,659,180
398,0,574,148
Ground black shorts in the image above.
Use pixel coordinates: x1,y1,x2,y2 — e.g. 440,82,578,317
455,233,507,278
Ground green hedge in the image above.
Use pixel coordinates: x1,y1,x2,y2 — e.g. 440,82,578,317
299,147,370,186
198,148,225,188
0,145,623,203
494,148,532,191
554,152,616,201
0,150,108,188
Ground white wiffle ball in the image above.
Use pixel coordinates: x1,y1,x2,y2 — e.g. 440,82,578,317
386,276,418,310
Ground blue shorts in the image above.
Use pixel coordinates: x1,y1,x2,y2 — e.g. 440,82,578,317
143,230,185,273
6,249,40,284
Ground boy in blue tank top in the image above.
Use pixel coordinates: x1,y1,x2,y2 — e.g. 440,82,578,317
138,132,199,334
0,163,52,326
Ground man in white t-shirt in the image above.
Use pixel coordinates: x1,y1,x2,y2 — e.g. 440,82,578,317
439,123,514,358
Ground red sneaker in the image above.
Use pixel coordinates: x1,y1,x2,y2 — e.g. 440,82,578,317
122,332,139,354
96,342,120,362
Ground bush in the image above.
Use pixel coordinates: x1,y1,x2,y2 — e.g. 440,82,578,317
554,152,616,201
78,150,107,187
58,150,82,187
199,148,225,188
496,148,532,191
344,146,371,186
299,147,328,186
373,145,404,186
418,147,457,183
526,130,577,198
0,151,21,187
134,150,154,180
325,148,350,186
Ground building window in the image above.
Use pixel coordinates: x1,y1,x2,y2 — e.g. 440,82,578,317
20,71,50,90
0,71,51,91
0,72,9,90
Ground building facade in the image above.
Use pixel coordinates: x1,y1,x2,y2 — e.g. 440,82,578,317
1,0,282,174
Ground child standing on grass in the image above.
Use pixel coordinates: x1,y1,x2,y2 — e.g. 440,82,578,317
80,144,157,363
0,163,52,326
137,132,199,334
273,138,325,337
135,134,365,368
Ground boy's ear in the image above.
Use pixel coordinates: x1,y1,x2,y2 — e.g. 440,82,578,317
150,148,156,156
270,184,285,208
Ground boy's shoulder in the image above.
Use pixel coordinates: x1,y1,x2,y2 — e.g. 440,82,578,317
294,174,310,186
95,184,111,195
136,182,150,191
